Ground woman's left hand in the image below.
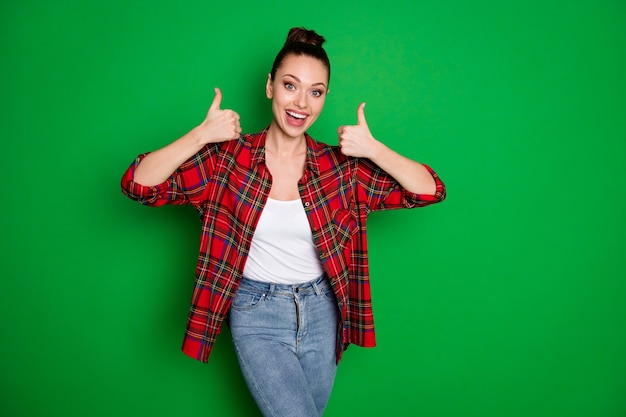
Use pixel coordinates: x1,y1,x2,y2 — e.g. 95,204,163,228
337,103,381,159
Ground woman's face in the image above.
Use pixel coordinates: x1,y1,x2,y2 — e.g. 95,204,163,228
266,54,329,140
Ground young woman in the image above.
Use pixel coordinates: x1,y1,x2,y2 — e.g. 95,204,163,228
121,27,445,417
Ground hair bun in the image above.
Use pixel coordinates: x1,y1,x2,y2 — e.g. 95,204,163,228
270,27,331,82
285,27,325,47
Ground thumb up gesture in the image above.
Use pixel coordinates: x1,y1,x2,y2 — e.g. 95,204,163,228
197,88,242,144
337,103,380,159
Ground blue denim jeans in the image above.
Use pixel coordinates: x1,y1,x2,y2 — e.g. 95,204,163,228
229,275,338,417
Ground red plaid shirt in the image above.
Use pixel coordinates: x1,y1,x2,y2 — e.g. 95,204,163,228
121,129,445,363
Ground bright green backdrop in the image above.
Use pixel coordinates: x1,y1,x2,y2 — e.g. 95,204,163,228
2,1,625,416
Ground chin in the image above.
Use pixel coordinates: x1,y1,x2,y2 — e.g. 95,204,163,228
278,119,309,139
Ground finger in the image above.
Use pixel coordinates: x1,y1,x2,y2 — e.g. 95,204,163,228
209,87,222,112
357,102,367,126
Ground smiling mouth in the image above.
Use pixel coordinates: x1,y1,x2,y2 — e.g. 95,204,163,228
286,110,307,120
285,110,308,127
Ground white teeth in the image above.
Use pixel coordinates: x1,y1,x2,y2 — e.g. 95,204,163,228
287,111,306,119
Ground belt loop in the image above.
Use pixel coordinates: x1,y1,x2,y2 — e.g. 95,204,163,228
267,283,275,299
312,280,323,296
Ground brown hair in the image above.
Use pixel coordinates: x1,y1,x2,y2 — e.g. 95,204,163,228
270,27,331,83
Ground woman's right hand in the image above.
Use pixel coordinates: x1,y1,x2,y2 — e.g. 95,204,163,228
195,87,242,144
132,87,241,186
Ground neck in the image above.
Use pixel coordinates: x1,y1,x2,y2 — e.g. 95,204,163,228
265,122,306,157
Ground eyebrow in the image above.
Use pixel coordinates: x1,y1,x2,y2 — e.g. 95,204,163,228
282,74,327,88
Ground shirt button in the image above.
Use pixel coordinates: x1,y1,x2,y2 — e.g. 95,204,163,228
304,202,311,207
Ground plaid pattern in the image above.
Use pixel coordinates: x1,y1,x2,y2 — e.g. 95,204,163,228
121,129,446,363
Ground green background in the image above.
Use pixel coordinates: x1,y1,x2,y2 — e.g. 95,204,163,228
2,0,625,416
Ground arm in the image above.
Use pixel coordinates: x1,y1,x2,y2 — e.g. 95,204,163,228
337,103,437,195
133,88,242,186
366,141,436,195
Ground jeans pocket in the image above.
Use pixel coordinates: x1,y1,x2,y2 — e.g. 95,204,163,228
231,288,266,311
320,285,337,302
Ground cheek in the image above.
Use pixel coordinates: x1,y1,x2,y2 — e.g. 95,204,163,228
313,97,326,114
271,96,287,119
270,92,282,106
271,90,288,107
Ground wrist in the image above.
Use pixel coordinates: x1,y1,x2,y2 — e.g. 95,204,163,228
185,126,210,149
368,138,387,162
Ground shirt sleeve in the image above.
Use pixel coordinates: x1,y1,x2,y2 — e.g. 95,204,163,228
120,143,220,207
354,158,446,213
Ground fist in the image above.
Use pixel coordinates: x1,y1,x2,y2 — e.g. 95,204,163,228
199,88,242,144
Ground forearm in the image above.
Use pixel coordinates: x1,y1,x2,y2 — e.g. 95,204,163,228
133,128,205,186
133,88,242,186
369,141,437,195
337,103,438,195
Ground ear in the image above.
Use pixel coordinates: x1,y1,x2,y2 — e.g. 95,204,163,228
266,73,273,99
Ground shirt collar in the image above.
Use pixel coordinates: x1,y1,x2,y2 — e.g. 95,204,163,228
249,128,321,176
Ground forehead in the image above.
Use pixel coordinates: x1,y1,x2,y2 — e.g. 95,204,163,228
276,54,329,85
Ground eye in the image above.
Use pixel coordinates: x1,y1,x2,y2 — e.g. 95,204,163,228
311,90,323,97
284,82,296,91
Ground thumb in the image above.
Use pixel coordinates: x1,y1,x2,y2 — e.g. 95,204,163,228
209,87,222,112
357,102,368,126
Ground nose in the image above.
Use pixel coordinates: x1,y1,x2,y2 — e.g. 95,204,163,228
294,90,306,108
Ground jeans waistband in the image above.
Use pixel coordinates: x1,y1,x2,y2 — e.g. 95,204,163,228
238,274,329,297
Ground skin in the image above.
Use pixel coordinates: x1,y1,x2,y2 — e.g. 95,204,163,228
133,53,436,197
264,55,328,200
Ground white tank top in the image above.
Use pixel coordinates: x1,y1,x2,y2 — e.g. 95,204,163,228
243,198,324,284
